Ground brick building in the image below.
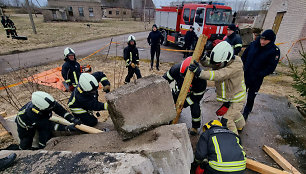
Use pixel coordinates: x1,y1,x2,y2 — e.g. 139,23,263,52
263,0,306,60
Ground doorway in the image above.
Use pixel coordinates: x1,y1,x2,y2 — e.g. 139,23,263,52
272,11,286,34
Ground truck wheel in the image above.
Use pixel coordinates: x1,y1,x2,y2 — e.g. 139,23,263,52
162,31,168,46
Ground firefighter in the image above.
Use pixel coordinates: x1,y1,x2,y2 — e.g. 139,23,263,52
124,35,142,84
241,29,280,120
61,47,81,92
189,41,246,135
15,91,81,150
163,57,207,135
184,26,198,58
68,73,110,127
192,120,246,174
0,153,16,171
225,24,242,55
147,24,164,71
4,16,18,38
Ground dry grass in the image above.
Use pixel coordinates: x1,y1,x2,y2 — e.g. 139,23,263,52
0,14,149,55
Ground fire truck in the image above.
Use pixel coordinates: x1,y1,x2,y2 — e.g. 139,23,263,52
155,2,232,49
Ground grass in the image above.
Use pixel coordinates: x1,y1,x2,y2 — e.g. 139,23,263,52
0,14,149,55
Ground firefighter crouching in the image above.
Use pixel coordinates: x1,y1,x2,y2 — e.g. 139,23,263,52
189,41,246,135
15,91,81,150
192,120,246,174
163,57,207,135
124,35,142,84
62,47,81,92
68,73,110,127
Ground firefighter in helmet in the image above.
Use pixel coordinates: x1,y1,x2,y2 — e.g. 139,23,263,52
61,47,81,92
192,119,246,174
68,73,110,127
163,57,207,135
124,35,142,84
15,91,81,150
189,41,246,135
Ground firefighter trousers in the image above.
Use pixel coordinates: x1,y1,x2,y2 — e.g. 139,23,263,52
125,66,142,83
150,45,160,68
223,100,246,135
73,112,98,127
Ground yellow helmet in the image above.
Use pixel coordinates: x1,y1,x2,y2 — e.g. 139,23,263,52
203,120,222,132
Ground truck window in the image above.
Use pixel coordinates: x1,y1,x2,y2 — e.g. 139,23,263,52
190,9,195,25
206,8,232,25
183,8,190,24
195,8,204,26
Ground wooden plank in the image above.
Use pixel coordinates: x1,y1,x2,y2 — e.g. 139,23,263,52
0,131,10,137
247,158,290,174
263,145,301,174
172,34,208,124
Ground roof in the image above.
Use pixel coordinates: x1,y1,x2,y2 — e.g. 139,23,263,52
101,0,132,8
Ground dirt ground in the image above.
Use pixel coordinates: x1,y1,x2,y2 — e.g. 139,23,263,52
0,14,149,55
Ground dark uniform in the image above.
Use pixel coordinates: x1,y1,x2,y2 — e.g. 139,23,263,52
15,101,76,150
184,29,198,58
147,25,164,70
225,32,242,55
124,41,142,83
163,63,207,129
241,30,280,119
62,58,81,90
194,126,246,174
68,72,110,127
4,17,17,38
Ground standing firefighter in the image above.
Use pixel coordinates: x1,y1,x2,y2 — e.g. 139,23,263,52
15,91,81,150
62,47,81,92
189,41,246,135
184,26,198,58
68,73,110,127
163,57,207,135
147,24,164,71
192,120,246,174
124,35,142,84
2,16,18,38
225,24,242,56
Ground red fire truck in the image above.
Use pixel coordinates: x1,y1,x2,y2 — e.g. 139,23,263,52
155,2,232,49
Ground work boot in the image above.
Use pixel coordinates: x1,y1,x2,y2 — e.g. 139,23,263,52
156,67,160,71
190,128,198,136
150,66,153,71
0,153,17,171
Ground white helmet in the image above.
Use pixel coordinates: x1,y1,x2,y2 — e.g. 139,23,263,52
32,91,55,110
128,35,136,42
79,73,99,92
64,47,75,60
210,41,234,64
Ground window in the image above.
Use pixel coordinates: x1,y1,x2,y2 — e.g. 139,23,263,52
89,8,94,17
195,8,204,26
183,8,190,23
78,7,84,17
109,10,112,15
116,11,119,15
190,9,195,25
68,7,73,16
206,8,232,25
123,11,126,15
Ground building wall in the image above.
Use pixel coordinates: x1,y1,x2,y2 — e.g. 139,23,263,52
46,0,102,21
263,0,306,60
103,8,132,18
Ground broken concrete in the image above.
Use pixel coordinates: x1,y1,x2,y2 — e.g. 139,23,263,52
0,150,154,174
105,75,176,139
45,123,193,174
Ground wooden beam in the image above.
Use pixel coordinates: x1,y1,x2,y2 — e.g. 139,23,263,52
0,131,10,137
263,145,301,174
172,34,208,124
247,158,290,174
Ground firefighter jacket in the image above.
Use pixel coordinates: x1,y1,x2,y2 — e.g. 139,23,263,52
199,57,246,103
147,30,164,46
195,126,246,173
68,72,110,115
123,44,139,67
163,63,207,105
225,33,242,55
61,60,81,87
15,101,72,130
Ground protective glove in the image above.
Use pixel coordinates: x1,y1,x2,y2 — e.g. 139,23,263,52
195,165,205,174
65,124,77,132
66,114,82,125
216,102,231,116
103,85,110,93
189,60,202,77
131,63,136,68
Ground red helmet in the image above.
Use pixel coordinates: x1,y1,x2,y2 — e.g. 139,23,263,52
180,57,192,74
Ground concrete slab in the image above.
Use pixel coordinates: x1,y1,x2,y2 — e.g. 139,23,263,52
0,150,154,174
44,123,193,174
106,75,176,139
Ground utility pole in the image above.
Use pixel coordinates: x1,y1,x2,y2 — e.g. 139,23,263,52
25,0,37,34
143,0,146,22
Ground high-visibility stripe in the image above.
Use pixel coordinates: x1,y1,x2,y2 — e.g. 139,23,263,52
32,108,40,114
73,71,78,84
65,79,71,83
186,97,194,105
101,77,108,82
234,44,242,48
193,90,205,96
104,103,108,110
241,80,246,91
77,87,83,93
192,117,201,122
17,109,26,116
16,115,28,129
236,137,246,157
235,115,244,123
130,52,132,60
166,71,174,81
70,108,87,114
68,96,76,106
39,142,46,147
209,71,215,81
64,112,70,118
209,163,246,172
212,136,222,162
221,82,226,98
54,124,59,131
